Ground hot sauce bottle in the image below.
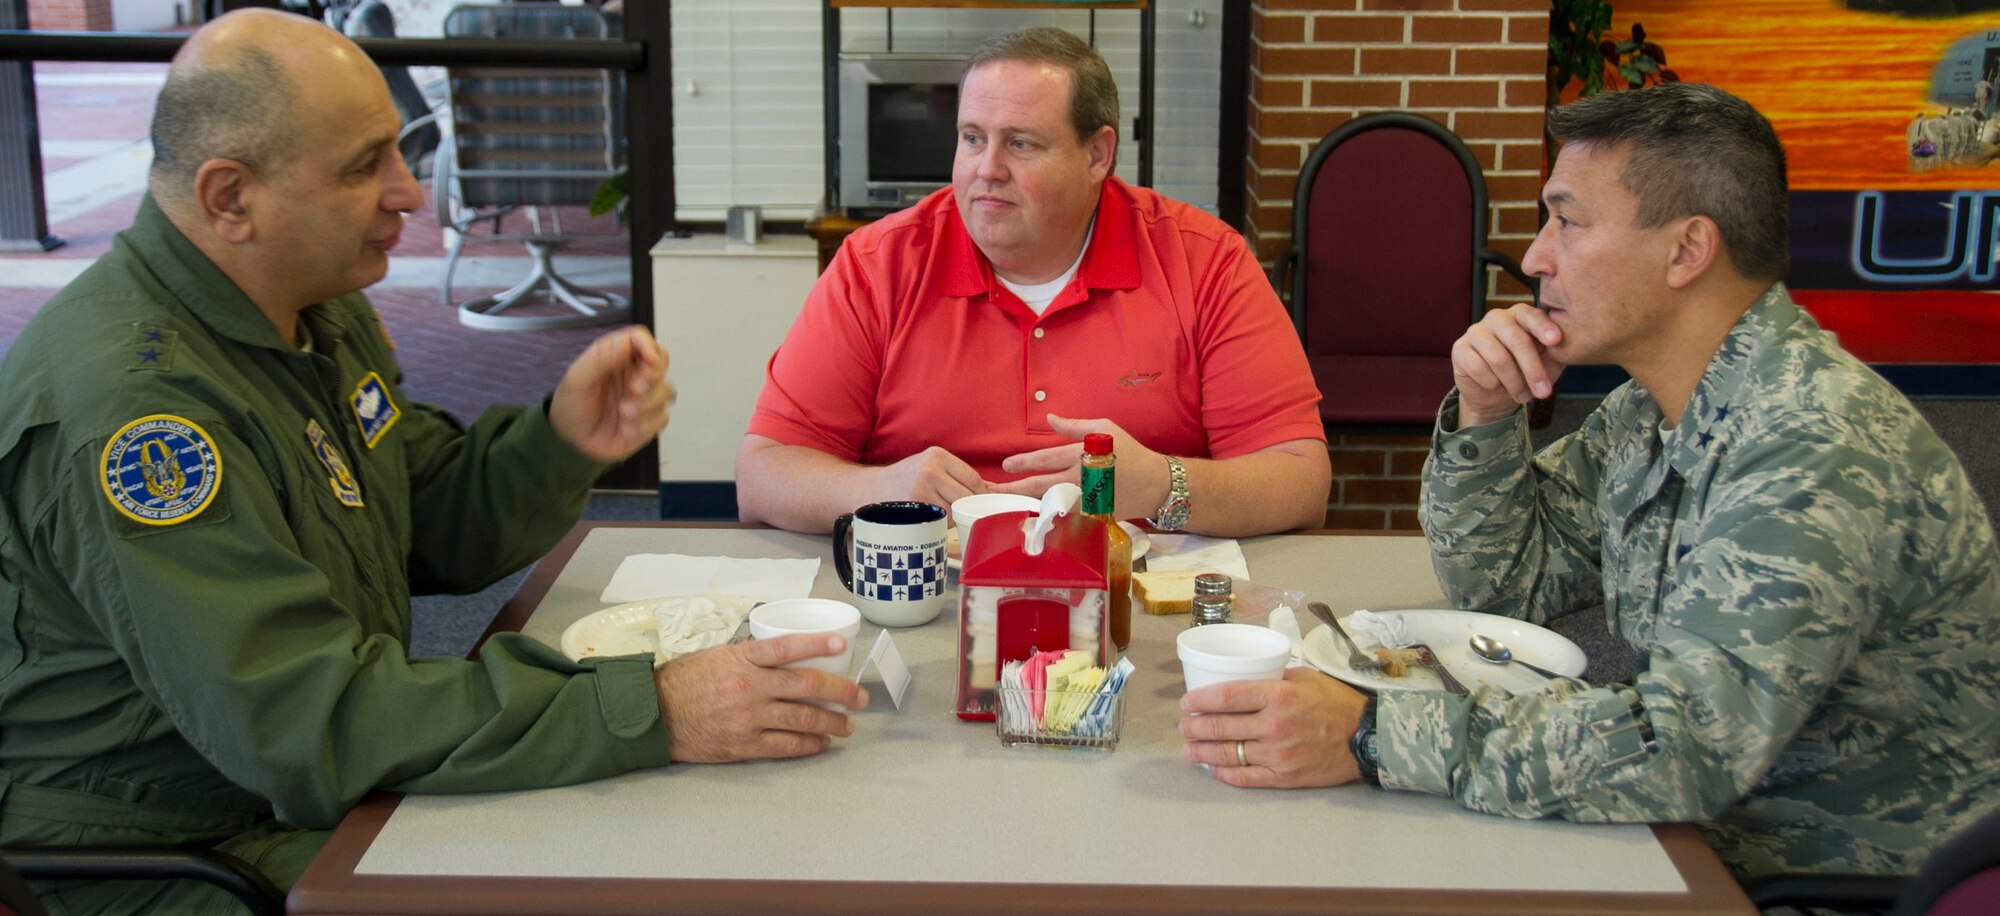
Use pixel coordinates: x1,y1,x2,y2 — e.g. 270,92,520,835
1080,433,1133,650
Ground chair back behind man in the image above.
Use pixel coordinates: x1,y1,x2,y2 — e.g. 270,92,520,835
433,2,631,329
442,3,620,211
1279,112,1531,431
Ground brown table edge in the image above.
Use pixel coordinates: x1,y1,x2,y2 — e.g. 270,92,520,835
293,797,1748,915
293,522,1751,915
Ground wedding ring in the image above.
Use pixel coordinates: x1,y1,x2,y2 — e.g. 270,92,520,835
1235,739,1247,767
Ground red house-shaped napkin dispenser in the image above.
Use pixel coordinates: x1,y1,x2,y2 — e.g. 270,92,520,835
953,509,1110,721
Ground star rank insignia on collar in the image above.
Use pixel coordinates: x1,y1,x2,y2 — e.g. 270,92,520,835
129,325,177,372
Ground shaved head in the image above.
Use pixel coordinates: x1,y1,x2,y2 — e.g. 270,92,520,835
148,10,364,212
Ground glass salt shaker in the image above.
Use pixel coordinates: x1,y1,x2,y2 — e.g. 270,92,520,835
1190,594,1232,627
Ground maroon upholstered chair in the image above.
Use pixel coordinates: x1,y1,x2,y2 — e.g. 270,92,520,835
1275,112,1533,433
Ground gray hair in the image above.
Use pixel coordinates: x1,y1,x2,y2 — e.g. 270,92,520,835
1546,82,1790,282
148,46,299,206
966,26,1119,145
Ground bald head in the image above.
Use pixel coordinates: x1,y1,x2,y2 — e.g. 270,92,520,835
148,10,373,212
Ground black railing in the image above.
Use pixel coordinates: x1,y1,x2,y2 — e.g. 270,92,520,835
0,31,643,68
0,14,673,488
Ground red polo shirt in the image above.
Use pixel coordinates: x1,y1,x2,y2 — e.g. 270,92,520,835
748,178,1324,482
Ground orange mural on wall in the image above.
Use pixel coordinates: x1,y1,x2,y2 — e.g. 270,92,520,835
1616,0,2000,190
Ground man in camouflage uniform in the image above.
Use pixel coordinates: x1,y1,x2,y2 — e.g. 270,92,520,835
1177,83,1999,880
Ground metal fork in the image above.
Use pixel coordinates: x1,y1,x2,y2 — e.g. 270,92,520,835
1411,645,1471,697
1307,602,1383,672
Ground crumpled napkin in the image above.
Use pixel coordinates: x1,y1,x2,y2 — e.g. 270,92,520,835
651,595,745,666
597,554,821,666
1346,609,1414,650
1144,534,1251,581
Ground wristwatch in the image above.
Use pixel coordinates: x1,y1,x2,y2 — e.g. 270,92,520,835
1349,696,1381,786
1150,456,1190,531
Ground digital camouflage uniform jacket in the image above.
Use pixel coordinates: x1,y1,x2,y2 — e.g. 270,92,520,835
0,197,669,910
1405,283,2000,878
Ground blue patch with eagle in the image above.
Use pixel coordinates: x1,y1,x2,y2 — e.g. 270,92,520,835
350,372,399,449
100,414,223,526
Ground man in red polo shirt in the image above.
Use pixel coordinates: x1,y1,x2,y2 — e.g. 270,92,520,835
738,26,1330,536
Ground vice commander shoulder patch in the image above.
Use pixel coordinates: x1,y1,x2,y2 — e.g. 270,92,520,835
100,414,223,526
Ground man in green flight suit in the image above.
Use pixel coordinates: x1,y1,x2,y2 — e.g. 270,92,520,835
0,10,866,913
1175,83,1999,881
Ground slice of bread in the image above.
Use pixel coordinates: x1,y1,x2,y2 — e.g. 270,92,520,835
1132,570,1201,615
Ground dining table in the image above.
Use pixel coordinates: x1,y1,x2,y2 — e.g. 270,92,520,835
287,521,1755,915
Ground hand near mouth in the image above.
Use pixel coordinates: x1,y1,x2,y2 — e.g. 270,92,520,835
1449,303,1568,429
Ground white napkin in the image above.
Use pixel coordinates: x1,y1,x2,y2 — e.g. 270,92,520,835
651,595,744,666
1266,605,1305,667
600,554,819,605
1144,534,1251,581
597,554,821,667
1346,609,1414,650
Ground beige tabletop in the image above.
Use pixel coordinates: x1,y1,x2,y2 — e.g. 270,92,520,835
289,522,1754,915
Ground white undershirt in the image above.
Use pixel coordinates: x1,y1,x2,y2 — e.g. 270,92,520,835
997,217,1094,316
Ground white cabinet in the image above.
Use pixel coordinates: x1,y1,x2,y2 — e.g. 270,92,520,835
650,234,818,505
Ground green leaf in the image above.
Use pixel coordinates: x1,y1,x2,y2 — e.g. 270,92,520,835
589,170,629,219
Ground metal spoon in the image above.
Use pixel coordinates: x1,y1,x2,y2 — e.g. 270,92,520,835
1468,634,1566,680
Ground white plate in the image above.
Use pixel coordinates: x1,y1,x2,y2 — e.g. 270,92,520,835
560,600,666,662
1120,521,1153,563
946,520,1151,570
1302,609,1586,694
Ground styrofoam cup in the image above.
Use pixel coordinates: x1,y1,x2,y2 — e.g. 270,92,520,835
950,494,1041,547
1176,623,1292,692
748,598,862,677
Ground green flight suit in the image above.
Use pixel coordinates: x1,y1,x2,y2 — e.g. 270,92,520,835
1405,284,2000,878
0,197,669,914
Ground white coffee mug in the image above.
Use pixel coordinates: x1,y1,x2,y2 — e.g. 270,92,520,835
834,501,948,627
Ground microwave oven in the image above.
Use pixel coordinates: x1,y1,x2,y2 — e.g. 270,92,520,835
837,53,968,214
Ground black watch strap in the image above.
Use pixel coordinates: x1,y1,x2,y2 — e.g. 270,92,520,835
1349,696,1381,787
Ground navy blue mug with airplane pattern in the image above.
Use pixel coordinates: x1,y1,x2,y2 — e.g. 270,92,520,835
834,501,948,627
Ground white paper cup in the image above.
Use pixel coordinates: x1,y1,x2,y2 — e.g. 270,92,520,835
748,598,862,678
1176,624,1292,692
950,493,1042,538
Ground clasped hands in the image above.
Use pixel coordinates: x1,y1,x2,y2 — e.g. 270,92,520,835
868,414,1166,520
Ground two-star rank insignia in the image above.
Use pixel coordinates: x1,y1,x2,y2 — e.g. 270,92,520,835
349,372,400,449
100,414,222,525
306,418,364,507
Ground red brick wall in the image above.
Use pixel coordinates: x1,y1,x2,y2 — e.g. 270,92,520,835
1245,1,1549,529
28,0,114,31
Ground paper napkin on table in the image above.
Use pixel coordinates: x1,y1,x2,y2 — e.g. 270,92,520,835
1144,534,1251,581
650,595,742,665
600,554,819,604
597,554,821,666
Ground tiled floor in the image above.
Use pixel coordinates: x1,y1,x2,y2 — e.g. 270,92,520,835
0,58,634,426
